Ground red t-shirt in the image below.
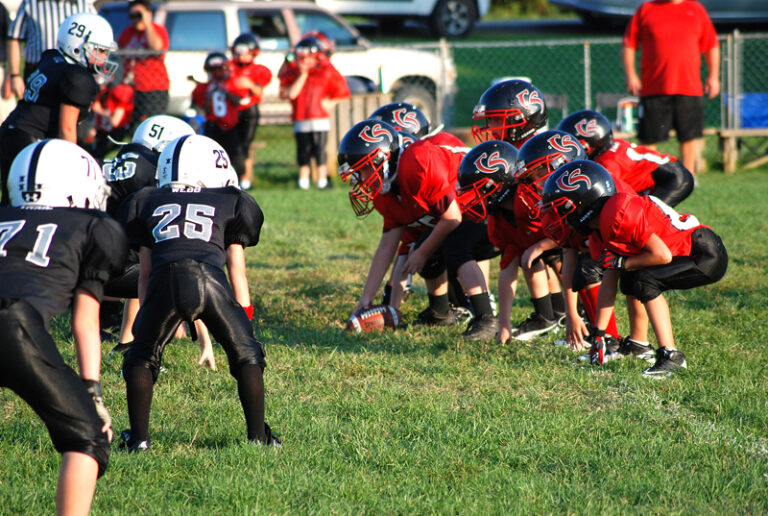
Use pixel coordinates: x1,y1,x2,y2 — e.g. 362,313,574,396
623,0,717,97
118,24,171,92
487,188,547,270
229,60,272,110
279,59,350,121
96,84,134,131
191,79,241,131
589,192,704,261
596,138,676,194
373,139,463,231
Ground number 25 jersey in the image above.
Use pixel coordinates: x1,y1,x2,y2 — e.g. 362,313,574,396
120,186,264,273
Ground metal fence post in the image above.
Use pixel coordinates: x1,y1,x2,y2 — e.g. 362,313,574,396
584,41,591,110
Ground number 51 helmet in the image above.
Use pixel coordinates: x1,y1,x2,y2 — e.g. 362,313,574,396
9,139,110,210
57,13,117,81
456,140,518,222
133,115,196,153
157,135,239,190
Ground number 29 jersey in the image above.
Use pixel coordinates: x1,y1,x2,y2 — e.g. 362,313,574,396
120,186,264,273
0,207,128,326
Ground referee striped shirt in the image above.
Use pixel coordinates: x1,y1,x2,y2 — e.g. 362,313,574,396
8,0,95,65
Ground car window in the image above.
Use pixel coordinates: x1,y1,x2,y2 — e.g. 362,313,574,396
238,9,290,51
293,10,357,47
165,10,227,50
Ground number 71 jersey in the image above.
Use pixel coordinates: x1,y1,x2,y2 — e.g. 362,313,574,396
0,207,128,326
120,186,264,273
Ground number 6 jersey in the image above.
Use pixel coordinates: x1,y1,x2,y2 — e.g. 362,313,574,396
120,186,264,273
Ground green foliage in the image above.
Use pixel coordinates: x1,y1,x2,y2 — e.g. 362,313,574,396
1,167,767,513
488,0,570,20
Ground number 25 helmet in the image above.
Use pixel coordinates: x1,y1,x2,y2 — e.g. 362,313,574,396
9,139,110,210
157,135,239,190
370,102,430,139
556,109,614,159
540,160,616,236
456,140,518,222
472,79,548,147
133,115,195,153
57,13,118,81
338,120,401,217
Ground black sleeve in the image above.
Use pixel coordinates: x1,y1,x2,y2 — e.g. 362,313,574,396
77,215,129,301
119,189,153,250
225,191,264,248
60,68,99,109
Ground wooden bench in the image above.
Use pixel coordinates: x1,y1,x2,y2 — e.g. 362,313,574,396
719,128,768,173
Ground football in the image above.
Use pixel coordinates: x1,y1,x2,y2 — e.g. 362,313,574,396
345,305,402,333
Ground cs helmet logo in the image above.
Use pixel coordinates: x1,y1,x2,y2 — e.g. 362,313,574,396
474,151,508,174
515,89,544,112
359,123,390,143
392,108,421,133
575,118,600,137
548,133,581,154
556,167,592,192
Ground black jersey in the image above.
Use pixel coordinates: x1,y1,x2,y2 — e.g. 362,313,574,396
103,143,160,218
0,206,128,326
2,49,98,139
121,186,263,273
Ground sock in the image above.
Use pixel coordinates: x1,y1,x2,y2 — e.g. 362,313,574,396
317,177,328,189
236,364,266,443
428,293,450,315
469,292,493,318
579,285,621,339
549,291,565,316
532,295,555,321
298,177,310,190
124,366,155,443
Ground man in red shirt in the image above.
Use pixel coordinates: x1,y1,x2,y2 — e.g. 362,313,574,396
541,161,728,377
280,35,350,190
622,0,720,177
118,0,171,132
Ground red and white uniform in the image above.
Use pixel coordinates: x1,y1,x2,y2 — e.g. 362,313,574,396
191,79,241,131
96,84,134,131
596,138,675,194
589,192,705,261
279,60,350,121
230,60,272,110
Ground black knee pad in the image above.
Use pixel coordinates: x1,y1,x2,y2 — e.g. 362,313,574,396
573,254,604,292
651,161,694,207
539,248,562,269
419,251,446,280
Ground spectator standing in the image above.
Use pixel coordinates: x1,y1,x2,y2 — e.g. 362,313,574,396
118,0,170,132
279,35,349,190
622,0,720,177
0,1,15,122
5,0,95,98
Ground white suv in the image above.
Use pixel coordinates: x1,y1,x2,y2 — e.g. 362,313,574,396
100,1,455,124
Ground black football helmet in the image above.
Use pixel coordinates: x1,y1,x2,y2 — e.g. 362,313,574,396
302,30,334,56
456,140,518,222
369,102,430,139
472,79,548,147
540,160,617,236
294,36,323,58
204,51,229,80
231,33,261,57
338,120,401,217
556,110,613,159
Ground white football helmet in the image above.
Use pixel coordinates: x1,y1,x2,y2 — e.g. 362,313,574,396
57,13,118,81
9,139,110,211
132,115,196,153
157,135,239,190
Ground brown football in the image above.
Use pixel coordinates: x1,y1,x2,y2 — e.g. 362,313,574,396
345,305,402,333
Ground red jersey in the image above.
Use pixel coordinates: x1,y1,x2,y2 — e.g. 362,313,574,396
487,188,547,270
623,0,717,97
118,24,171,92
589,193,704,261
373,139,464,231
596,138,676,194
279,60,350,121
230,60,272,110
425,132,468,149
96,84,134,131
191,79,241,131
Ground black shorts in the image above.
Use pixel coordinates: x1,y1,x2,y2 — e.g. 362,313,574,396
619,227,728,303
0,125,38,206
236,105,260,152
650,160,695,208
418,220,501,279
638,95,703,144
0,299,110,476
295,131,328,167
124,260,266,379
572,253,604,292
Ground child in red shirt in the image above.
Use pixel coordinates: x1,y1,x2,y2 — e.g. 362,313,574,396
91,80,135,159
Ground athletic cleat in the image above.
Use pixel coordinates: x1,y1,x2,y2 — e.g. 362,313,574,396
554,311,567,328
578,336,621,364
119,429,150,453
462,313,498,341
413,306,457,326
642,347,687,378
453,306,473,325
107,341,132,362
511,313,557,341
616,337,656,363
251,423,282,448
488,292,498,317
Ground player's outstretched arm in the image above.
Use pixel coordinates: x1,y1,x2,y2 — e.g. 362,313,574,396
497,256,520,344
561,249,589,350
226,244,251,308
355,227,403,312
403,200,461,275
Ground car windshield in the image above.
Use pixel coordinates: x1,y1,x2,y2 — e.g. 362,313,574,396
293,9,357,47
166,10,227,50
238,10,290,51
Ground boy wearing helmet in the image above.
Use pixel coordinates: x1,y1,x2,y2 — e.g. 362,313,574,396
0,139,128,514
119,134,280,450
230,33,272,190
279,35,350,190
0,12,117,205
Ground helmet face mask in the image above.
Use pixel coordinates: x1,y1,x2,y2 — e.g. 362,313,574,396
457,178,503,223
472,80,548,147
456,140,518,222
57,13,117,81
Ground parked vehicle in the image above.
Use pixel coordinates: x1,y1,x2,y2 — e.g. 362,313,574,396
99,1,455,124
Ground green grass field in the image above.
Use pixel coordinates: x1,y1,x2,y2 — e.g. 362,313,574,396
1,156,767,514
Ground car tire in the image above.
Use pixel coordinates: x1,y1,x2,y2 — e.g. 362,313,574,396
393,84,437,126
429,0,477,39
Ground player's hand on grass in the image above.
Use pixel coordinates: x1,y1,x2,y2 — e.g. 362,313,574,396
498,325,513,344
565,314,590,351
198,342,217,371
84,380,113,441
